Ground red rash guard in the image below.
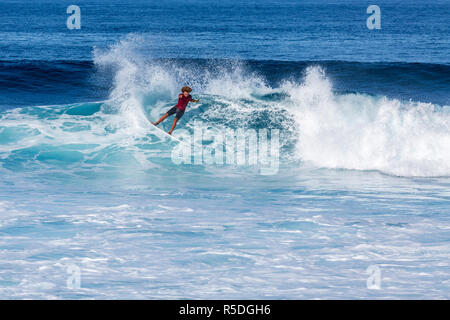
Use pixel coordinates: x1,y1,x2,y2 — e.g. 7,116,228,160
176,94,192,111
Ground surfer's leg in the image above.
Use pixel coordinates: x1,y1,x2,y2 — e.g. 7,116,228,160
168,109,184,135
154,107,177,125
153,113,168,125
168,118,179,135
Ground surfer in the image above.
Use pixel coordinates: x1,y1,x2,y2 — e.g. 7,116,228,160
152,86,200,135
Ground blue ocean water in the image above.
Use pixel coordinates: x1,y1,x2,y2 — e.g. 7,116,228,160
0,0,449,299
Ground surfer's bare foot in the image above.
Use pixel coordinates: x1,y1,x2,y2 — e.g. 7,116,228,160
167,131,172,135
152,122,158,126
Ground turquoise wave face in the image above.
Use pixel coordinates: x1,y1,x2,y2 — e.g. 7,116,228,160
0,100,289,187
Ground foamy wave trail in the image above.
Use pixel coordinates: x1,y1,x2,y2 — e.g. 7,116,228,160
1,37,449,179
283,67,450,177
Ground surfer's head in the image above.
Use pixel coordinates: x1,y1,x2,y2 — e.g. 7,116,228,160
181,86,192,97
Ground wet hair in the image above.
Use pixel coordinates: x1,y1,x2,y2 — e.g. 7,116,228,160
181,86,192,93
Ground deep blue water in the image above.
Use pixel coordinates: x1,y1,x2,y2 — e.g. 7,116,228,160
0,0,449,299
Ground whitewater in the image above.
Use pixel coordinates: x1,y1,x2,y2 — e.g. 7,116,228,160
0,39,449,299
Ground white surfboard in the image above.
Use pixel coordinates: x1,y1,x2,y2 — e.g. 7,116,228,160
150,122,190,146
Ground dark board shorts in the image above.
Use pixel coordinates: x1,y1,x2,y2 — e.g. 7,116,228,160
166,106,185,119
